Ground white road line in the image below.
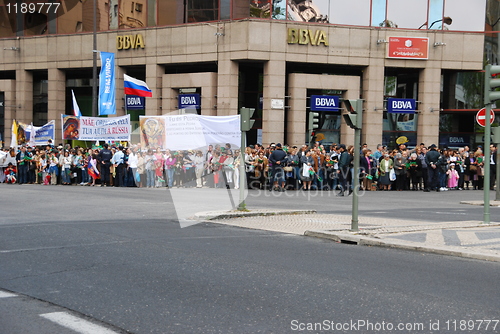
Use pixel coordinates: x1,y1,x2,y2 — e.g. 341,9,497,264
0,291,17,298
40,312,119,334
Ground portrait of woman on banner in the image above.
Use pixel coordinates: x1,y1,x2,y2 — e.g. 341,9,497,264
140,117,165,149
63,116,80,140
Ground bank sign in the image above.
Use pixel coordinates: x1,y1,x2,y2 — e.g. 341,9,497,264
178,94,200,109
310,95,340,112
125,95,145,110
387,98,416,114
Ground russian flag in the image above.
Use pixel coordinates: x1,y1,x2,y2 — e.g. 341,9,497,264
124,74,152,97
71,90,82,117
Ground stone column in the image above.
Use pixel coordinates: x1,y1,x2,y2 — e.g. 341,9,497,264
146,63,164,116
15,69,33,125
262,58,286,145
115,66,126,116
361,59,385,150
48,68,65,143
216,56,239,116
0,80,16,147
418,67,441,146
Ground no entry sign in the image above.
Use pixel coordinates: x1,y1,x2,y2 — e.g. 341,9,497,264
476,108,495,127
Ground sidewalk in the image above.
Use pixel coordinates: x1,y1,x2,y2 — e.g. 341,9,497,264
195,207,500,262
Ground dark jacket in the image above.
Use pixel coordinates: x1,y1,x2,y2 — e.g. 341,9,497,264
269,148,287,170
425,149,440,166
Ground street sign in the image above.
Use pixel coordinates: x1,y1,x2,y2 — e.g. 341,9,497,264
476,108,495,127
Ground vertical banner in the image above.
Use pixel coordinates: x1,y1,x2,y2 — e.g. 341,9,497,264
98,52,116,115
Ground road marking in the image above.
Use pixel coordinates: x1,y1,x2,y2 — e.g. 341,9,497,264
40,312,119,334
0,291,17,298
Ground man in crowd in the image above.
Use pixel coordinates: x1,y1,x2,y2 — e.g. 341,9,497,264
424,144,440,192
98,143,113,187
16,145,30,185
111,145,126,187
268,143,287,191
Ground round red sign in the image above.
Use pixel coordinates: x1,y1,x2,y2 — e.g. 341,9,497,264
476,108,495,127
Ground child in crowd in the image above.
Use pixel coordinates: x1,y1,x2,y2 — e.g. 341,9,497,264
4,163,17,183
446,163,459,189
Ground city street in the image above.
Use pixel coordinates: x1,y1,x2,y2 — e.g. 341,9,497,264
1,185,499,333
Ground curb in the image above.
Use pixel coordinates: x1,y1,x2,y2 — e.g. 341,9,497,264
195,209,317,221
460,200,500,206
304,230,500,262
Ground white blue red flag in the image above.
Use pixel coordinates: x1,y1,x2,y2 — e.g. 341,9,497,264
71,90,82,117
124,74,152,97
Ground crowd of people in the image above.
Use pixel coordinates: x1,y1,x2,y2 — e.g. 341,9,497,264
0,141,497,194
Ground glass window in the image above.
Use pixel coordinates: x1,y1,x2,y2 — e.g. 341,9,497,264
387,0,427,29
187,0,218,22
272,0,286,20
371,0,386,27
330,0,371,26
444,0,486,32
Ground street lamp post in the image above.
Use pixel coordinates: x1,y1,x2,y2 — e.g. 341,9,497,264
92,0,97,117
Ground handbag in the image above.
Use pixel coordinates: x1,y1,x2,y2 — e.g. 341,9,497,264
302,163,311,177
283,166,293,172
469,165,477,173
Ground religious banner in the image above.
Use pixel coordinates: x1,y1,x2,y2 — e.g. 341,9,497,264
61,115,131,141
139,115,240,151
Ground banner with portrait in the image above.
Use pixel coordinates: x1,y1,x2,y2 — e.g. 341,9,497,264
61,114,131,141
139,115,241,151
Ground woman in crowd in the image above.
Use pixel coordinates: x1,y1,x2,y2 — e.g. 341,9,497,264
378,154,393,191
164,149,176,188
61,150,72,185
360,149,376,191
174,151,185,187
154,147,164,187
300,150,314,191
144,148,156,188
194,150,205,188
47,150,59,185
88,152,100,186
245,147,257,189
254,151,268,190
406,152,422,191
286,147,300,190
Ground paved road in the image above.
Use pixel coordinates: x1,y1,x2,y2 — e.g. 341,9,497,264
1,185,499,333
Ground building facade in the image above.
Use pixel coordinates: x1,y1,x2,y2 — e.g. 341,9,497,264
0,0,493,149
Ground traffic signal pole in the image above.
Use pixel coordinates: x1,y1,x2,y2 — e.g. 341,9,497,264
483,64,500,223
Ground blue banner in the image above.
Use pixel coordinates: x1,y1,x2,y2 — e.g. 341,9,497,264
387,98,416,113
310,95,340,112
99,52,116,115
178,94,201,109
126,95,145,110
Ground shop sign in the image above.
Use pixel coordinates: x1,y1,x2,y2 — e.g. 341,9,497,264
310,95,339,112
441,135,470,147
178,94,200,109
116,34,145,50
387,98,416,113
387,37,428,60
287,28,328,46
126,95,145,110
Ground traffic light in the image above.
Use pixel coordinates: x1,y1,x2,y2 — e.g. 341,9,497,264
342,99,363,129
240,107,255,132
484,64,500,105
308,112,320,131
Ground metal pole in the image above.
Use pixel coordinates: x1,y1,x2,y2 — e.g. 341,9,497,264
496,146,500,200
350,99,362,232
483,105,492,224
92,0,98,117
238,131,246,211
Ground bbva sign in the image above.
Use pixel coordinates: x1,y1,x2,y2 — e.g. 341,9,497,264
287,28,328,46
116,34,145,50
